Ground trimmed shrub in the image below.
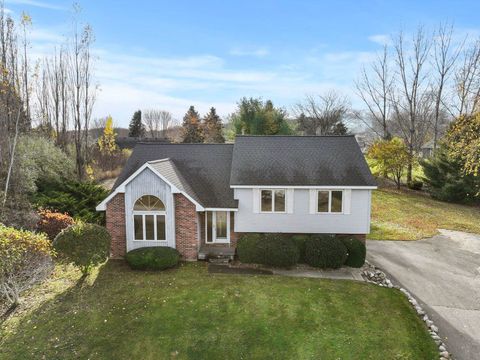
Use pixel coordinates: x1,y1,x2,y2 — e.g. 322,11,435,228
237,233,265,264
37,209,75,240
263,234,299,267
53,223,110,274
304,235,348,269
339,236,366,268
237,233,299,267
290,235,310,263
0,225,54,306
126,247,179,271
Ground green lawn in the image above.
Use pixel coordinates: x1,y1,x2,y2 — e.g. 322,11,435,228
370,188,480,240
0,261,437,360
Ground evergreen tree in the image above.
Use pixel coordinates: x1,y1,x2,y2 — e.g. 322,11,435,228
421,143,480,204
181,106,204,143
128,110,145,138
231,97,292,135
202,107,225,143
332,121,348,135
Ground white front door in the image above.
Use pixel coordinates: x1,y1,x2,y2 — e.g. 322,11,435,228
205,211,230,244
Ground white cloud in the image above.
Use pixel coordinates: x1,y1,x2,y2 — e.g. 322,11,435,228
229,46,269,58
5,0,66,10
368,34,392,46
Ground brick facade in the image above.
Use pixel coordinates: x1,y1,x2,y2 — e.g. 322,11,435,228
106,193,127,258
174,193,199,260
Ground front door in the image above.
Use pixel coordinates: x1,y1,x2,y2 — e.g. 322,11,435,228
205,211,230,244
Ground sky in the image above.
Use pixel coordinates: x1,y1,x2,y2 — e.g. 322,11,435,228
4,0,480,127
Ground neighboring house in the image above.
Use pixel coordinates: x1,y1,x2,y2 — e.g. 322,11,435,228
420,140,434,158
96,135,377,260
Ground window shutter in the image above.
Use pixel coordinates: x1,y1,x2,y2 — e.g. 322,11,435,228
252,189,260,213
286,189,294,213
309,190,316,214
344,189,352,214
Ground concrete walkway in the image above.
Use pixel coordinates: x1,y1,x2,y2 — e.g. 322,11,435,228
271,266,364,281
367,230,480,360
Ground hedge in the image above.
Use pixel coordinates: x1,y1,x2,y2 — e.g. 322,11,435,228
290,235,310,263
237,233,298,268
339,236,366,268
304,235,348,269
126,247,179,270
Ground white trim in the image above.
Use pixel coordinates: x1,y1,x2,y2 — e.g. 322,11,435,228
204,207,238,212
231,185,377,190
205,211,230,244
96,161,205,211
259,189,287,213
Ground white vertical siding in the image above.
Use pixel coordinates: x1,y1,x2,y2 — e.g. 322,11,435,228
125,167,175,251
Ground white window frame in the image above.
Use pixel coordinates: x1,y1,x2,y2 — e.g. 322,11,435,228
133,210,167,242
205,211,230,244
260,189,287,213
316,190,344,214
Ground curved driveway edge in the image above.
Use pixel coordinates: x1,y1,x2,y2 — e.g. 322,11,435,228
367,230,480,360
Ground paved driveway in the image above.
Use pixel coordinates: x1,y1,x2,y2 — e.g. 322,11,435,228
367,230,480,360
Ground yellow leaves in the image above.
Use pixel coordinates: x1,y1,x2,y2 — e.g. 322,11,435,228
98,115,118,156
446,112,480,176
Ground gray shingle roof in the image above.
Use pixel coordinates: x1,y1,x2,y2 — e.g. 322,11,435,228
112,143,236,208
112,136,375,209
230,135,376,186
148,159,202,206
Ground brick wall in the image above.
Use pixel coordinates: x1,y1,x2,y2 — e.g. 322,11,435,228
174,193,199,260
106,193,126,258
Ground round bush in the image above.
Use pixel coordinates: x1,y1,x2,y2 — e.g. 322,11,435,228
304,235,348,269
290,235,310,263
126,247,179,270
53,223,110,274
339,236,366,268
37,209,75,241
263,234,299,268
237,233,265,264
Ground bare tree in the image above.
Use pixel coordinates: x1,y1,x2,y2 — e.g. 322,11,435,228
431,23,462,150
144,109,173,138
293,90,350,135
69,6,96,179
391,27,432,182
452,38,480,117
355,45,393,139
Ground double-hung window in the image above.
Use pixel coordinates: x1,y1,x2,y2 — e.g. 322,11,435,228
317,190,343,213
261,189,286,213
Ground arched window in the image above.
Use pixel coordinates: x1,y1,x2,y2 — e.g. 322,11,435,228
133,195,166,241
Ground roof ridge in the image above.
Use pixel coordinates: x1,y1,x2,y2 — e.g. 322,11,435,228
235,135,355,138
136,142,234,145
147,158,171,164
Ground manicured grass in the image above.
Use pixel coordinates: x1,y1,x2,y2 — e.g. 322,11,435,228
370,188,480,240
0,261,437,360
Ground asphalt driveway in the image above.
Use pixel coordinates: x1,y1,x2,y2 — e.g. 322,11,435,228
367,230,480,360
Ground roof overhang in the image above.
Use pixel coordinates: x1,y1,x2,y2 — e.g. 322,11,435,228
96,161,205,212
230,185,378,189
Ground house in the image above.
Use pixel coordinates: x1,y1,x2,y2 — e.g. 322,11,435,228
96,135,377,260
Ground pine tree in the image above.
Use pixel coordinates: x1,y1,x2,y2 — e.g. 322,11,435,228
181,106,204,143
128,110,145,138
202,107,225,143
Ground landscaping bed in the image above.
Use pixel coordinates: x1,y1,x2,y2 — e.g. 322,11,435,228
0,261,438,359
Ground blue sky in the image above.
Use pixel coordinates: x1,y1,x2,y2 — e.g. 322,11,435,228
5,0,480,127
